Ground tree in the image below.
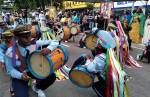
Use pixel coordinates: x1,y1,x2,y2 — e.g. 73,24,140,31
0,0,4,10
13,0,62,11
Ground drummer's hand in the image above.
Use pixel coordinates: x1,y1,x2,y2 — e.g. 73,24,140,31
21,72,31,81
40,48,51,55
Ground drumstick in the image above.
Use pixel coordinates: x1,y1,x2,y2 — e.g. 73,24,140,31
41,31,44,73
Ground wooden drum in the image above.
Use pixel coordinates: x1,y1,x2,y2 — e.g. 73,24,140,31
49,45,69,71
62,26,71,41
69,56,94,88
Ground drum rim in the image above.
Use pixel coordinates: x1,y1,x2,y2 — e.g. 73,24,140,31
57,45,69,64
27,50,53,79
69,67,94,88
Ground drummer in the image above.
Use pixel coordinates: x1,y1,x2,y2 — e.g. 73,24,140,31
82,31,116,97
0,30,13,71
4,24,59,97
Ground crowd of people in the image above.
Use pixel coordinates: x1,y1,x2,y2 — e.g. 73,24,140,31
0,7,150,97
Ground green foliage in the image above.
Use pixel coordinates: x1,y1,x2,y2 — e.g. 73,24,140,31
0,0,3,5
12,0,64,11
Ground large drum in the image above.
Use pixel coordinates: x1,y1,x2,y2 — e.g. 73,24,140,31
85,34,97,50
69,56,94,88
62,26,71,41
27,45,68,79
49,45,68,71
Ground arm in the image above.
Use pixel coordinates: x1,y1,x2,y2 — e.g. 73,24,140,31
4,55,23,79
86,54,106,73
36,39,59,51
0,48,5,64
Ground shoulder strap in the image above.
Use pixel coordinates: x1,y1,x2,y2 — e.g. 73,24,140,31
16,46,26,72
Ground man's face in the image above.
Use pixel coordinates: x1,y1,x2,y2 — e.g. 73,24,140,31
17,34,32,47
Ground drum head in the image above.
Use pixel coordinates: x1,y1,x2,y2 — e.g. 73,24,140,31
69,67,94,88
85,35,97,50
70,27,77,35
27,51,52,79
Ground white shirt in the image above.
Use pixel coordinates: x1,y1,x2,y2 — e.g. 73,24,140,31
85,53,106,73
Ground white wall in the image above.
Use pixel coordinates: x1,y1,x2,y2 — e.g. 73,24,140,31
114,1,150,8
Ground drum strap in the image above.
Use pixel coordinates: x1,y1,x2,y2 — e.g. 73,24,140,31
16,46,28,72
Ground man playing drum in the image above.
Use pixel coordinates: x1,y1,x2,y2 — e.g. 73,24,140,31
4,24,59,97
81,30,117,97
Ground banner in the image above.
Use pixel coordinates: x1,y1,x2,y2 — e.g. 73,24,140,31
100,2,113,18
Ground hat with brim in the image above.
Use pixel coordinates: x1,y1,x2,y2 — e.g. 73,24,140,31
2,30,13,38
11,24,32,36
96,30,116,49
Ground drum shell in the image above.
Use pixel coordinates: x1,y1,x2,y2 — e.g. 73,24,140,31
27,45,68,79
48,45,69,71
63,26,71,41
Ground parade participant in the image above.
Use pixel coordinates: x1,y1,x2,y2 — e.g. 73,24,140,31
4,24,59,97
39,11,46,27
129,9,141,43
67,13,72,25
137,40,150,63
0,18,7,39
82,13,88,31
0,30,13,71
78,30,114,97
79,31,86,48
137,8,146,38
81,30,127,97
88,13,94,32
142,15,150,44
143,40,150,63
122,20,132,50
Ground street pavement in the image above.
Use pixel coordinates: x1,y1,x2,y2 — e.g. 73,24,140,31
0,36,150,97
